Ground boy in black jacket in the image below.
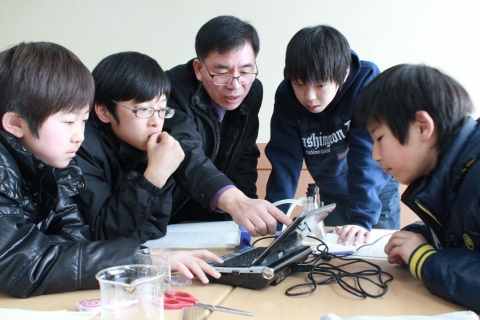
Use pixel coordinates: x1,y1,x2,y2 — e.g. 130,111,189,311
75,51,222,284
0,42,141,297
355,64,480,312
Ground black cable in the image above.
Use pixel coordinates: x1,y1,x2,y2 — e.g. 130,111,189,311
286,235,394,298
251,236,277,246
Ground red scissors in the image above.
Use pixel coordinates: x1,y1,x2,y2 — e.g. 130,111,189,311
163,291,254,316
164,291,199,309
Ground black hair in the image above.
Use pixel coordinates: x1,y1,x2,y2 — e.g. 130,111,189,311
354,64,474,153
0,42,94,137
285,25,351,90
91,51,170,122
195,15,260,59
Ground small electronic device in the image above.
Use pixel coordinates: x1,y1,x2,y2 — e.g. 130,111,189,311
207,203,336,289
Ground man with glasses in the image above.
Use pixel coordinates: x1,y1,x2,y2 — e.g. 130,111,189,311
165,15,291,236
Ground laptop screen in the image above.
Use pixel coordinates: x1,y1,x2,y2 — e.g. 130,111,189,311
253,203,336,266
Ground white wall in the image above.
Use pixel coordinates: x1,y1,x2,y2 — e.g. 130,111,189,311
1,0,479,142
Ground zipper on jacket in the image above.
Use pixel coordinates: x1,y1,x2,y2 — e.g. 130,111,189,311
225,108,249,175
413,200,457,248
170,101,220,216
414,201,441,226
195,105,220,161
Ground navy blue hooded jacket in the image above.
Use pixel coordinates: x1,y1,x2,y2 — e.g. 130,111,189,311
265,51,389,230
402,117,480,312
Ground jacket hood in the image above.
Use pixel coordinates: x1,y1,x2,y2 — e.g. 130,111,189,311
284,50,361,115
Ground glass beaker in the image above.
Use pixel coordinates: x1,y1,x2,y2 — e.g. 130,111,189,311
137,248,192,291
137,248,172,292
95,264,164,320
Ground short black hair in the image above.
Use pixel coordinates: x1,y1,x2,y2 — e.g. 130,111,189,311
92,51,170,122
195,15,260,59
286,25,351,90
354,64,474,153
0,42,94,137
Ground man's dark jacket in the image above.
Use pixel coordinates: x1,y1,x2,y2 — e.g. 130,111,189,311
0,130,139,298
165,59,261,218
75,119,174,242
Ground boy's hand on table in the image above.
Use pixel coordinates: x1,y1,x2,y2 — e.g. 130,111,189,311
170,249,224,284
335,225,371,246
384,231,427,265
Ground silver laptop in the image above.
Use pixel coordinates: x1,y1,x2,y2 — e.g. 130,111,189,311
208,203,336,289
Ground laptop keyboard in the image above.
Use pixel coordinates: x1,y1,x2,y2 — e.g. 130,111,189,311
215,247,267,267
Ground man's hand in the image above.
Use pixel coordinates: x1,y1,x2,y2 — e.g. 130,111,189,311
384,231,427,265
217,188,292,236
170,249,224,284
335,225,371,246
144,131,184,188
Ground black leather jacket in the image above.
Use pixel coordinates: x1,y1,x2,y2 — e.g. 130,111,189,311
165,59,261,218
0,130,140,298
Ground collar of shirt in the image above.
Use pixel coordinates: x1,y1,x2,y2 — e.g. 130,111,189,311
210,100,227,123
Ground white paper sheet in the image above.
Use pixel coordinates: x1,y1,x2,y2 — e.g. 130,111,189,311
144,221,240,249
304,229,395,259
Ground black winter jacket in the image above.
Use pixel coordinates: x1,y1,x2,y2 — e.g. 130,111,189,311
0,130,139,298
165,59,261,218
75,120,175,242
401,117,480,312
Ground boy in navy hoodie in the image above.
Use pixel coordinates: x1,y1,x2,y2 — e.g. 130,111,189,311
265,25,400,244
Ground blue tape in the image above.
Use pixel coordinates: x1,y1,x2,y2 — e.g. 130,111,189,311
239,226,252,249
238,226,283,249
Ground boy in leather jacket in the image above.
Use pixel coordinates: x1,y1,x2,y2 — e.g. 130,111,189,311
0,42,139,297
354,64,480,312
0,42,221,298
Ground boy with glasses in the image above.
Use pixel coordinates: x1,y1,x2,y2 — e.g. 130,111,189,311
265,25,400,244
165,15,291,236
75,51,223,283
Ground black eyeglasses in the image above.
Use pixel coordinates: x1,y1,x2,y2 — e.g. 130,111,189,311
112,100,175,119
199,58,258,86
